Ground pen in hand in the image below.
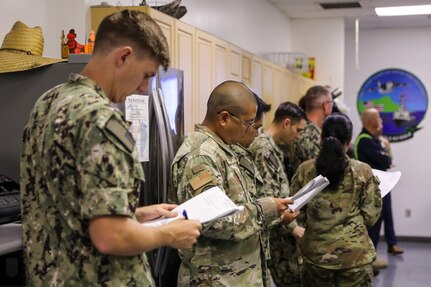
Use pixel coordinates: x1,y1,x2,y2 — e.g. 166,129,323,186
182,210,189,220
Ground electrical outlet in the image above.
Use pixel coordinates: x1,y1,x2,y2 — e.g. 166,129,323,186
405,209,411,218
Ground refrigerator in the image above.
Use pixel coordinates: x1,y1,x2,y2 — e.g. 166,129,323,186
144,67,185,287
116,66,185,287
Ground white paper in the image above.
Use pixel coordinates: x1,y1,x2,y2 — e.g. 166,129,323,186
142,186,244,227
372,169,402,198
288,175,330,212
125,95,149,162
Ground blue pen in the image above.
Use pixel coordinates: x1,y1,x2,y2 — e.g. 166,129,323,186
182,210,189,220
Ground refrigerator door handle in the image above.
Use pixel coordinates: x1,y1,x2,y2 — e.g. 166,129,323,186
157,88,175,171
153,88,177,279
151,88,169,205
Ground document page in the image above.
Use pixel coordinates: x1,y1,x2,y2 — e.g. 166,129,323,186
125,94,150,162
142,186,244,227
372,169,402,198
287,175,330,212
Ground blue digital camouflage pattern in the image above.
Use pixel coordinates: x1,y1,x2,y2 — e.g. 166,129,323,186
20,74,155,286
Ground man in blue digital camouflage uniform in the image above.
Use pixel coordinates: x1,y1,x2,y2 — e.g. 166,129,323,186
20,10,201,286
249,102,307,287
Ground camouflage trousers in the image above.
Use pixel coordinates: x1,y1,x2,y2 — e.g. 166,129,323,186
302,261,373,287
269,234,301,287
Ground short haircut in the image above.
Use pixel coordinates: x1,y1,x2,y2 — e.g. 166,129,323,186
272,101,306,124
254,94,271,121
205,81,256,120
301,85,331,112
94,9,170,70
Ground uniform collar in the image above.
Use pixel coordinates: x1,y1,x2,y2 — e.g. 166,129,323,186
307,120,322,133
68,73,109,102
261,129,283,156
194,124,236,156
361,128,377,139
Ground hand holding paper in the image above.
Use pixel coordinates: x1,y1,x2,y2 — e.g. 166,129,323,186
142,186,244,227
287,175,330,212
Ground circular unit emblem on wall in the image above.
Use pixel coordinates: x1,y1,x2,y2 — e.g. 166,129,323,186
357,68,428,142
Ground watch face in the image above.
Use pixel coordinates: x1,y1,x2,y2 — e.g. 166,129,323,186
357,68,428,142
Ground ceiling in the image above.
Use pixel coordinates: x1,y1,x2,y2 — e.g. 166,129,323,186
266,0,431,29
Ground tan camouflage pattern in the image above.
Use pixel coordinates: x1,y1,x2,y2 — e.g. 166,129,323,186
302,260,373,287
170,125,280,287
290,158,382,270
20,74,155,286
249,131,301,287
289,120,321,173
232,144,280,287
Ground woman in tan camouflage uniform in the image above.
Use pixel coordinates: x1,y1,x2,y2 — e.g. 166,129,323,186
290,113,382,287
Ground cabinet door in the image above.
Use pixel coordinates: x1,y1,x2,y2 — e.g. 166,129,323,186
262,60,274,126
242,51,252,87
288,72,301,104
195,29,212,123
228,44,242,81
213,38,229,88
147,9,176,67
252,56,263,98
175,21,195,134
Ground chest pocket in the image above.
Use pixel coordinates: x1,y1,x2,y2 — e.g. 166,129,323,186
239,155,263,186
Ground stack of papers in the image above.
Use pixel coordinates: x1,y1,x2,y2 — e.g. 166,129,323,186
288,175,330,212
142,186,244,227
372,169,402,198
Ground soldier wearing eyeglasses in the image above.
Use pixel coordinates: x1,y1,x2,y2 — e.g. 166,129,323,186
170,81,299,287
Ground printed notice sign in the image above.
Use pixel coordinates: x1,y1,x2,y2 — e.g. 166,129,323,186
125,94,150,162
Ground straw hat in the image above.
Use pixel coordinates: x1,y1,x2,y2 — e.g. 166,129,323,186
0,21,65,74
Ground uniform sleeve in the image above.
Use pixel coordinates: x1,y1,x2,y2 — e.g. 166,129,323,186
359,168,383,228
289,164,308,227
77,114,141,220
252,145,288,198
252,143,298,232
172,154,279,241
292,134,320,172
357,137,392,170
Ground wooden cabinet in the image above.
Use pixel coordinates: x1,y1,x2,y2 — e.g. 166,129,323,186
212,37,229,88
195,29,213,123
251,56,263,98
241,50,252,87
148,9,175,66
228,44,242,81
90,6,316,130
174,20,195,134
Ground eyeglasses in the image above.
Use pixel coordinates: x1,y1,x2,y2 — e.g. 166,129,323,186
218,111,255,131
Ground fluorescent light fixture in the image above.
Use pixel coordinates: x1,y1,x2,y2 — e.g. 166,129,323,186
375,5,431,16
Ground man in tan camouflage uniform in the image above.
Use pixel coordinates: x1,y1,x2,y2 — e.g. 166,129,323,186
232,94,273,287
288,86,333,175
170,81,299,287
249,102,307,287
20,10,201,286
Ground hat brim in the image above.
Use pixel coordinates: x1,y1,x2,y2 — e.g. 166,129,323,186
0,50,66,74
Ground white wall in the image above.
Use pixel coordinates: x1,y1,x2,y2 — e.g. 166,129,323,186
345,27,431,237
291,17,345,92
181,0,292,55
